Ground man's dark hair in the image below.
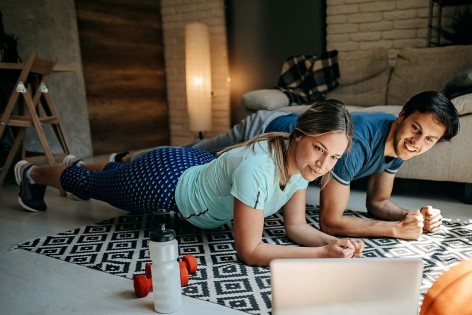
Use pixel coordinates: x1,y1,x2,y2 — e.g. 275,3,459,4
402,91,460,141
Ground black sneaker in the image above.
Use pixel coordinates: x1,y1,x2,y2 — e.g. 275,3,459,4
109,151,130,163
63,154,83,168
63,155,90,201
14,160,47,212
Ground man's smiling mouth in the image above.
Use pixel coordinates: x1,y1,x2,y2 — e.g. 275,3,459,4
404,140,417,153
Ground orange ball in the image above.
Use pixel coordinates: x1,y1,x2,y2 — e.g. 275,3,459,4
420,259,472,315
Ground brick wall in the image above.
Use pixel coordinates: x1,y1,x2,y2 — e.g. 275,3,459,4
326,0,455,57
161,0,230,145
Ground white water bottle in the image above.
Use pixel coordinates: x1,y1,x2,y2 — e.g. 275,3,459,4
149,224,182,313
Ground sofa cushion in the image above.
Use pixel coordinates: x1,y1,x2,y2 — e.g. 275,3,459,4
326,48,391,106
388,45,472,105
337,48,391,85
242,89,290,111
278,104,403,116
326,69,390,106
280,95,472,117
452,93,472,116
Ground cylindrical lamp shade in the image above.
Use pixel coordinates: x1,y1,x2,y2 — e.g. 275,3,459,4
185,22,212,132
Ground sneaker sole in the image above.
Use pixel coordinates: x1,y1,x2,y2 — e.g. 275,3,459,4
109,153,118,162
63,154,78,167
14,160,30,186
17,196,43,212
109,151,130,163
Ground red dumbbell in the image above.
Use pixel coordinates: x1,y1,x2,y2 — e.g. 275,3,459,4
133,274,153,298
181,254,198,274
145,254,198,284
134,254,198,298
178,254,197,286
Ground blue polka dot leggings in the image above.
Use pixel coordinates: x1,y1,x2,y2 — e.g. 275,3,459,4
60,147,215,213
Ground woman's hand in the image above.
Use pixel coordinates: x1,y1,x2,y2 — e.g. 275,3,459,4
324,239,355,258
324,238,364,258
349,238,364,258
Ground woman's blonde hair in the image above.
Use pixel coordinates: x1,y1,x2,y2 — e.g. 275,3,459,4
221,99,353,187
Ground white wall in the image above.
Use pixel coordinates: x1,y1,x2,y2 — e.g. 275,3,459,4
326,0,456,57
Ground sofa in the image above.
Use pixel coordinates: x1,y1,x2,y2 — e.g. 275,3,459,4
241,45,472,203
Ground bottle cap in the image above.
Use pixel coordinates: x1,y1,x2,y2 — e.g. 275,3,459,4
150,224,176,242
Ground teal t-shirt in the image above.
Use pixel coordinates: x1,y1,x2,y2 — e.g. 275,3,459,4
175,140,308,229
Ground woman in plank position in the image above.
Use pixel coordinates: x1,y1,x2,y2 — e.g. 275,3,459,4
15,100,363,266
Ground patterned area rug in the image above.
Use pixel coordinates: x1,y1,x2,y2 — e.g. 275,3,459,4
15,206,472,315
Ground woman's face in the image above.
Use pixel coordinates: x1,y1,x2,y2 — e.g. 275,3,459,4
289,132,349,182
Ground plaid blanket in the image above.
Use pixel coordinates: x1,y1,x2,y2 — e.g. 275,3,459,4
277,50,339,105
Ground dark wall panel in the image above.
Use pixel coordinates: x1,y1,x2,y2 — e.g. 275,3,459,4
226,0,326,124
76,0,169,155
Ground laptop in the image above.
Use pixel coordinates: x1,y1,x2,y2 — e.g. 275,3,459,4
270,257,423,315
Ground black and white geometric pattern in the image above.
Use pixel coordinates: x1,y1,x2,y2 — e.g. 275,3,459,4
16,206,472,315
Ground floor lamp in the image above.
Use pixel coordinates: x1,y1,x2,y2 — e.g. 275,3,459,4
185,22,212,139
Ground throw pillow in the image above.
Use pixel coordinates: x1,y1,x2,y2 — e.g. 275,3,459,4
241,89,290,111
443,67,472,99
276,50,339,105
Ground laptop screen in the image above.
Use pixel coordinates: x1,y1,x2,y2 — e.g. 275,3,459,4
270,257,423,315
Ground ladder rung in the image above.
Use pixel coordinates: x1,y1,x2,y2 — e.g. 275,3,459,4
3,115,60,127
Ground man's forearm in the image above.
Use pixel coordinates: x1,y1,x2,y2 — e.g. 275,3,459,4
322,214,400,238
366,198,408,221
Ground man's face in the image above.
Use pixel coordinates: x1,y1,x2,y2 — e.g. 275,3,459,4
392,111,446,160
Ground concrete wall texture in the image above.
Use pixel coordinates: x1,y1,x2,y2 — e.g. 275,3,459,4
1,0,93,158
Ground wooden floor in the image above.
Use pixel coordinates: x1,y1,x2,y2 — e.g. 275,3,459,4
1,173,471,314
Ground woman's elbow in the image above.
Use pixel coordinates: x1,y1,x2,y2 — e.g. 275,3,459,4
285,225,299,242
235,247,264,267
236,252,262,267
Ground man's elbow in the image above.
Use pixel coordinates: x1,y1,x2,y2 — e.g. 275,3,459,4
365,199,388,218
319,218,343,236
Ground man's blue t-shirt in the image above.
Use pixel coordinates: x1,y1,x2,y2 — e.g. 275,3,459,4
264,113,298,133
265,112,404,185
